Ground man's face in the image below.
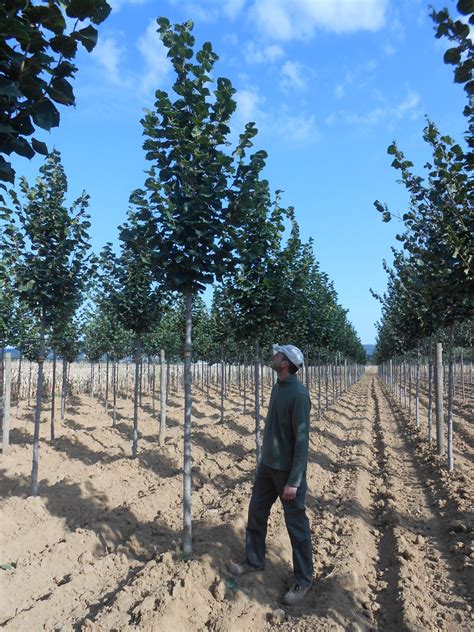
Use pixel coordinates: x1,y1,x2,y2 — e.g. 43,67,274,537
271,352,288,372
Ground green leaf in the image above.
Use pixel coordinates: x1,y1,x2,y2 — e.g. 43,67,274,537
66,0,96,20
465,80,474,95
0,157,15,184
50,35,78,58
458,0,474,14
31,138,48,155
73,25,98,52
454,62,472,84
31,100,60,131
443,47,461,65
0,564,12,571
0,80,23,98
48,78,75,106
387,144,397,155
14,138,35,160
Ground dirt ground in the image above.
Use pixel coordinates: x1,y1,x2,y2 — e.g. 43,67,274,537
1,370,472,631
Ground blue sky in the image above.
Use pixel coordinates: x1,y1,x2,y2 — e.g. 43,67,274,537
10,0,468,343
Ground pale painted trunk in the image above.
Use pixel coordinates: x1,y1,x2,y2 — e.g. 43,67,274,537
159,349,167,446
31,315,45,496
50,350,56,442
182,289,193,555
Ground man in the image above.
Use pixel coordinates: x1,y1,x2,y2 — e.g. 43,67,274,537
229,344,313,606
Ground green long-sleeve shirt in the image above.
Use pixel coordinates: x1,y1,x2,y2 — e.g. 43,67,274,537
261,374,311,487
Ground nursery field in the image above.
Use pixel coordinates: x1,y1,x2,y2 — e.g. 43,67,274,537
0,371,472,631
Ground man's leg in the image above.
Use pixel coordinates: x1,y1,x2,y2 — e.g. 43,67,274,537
278,474,313,587
245,462,278,568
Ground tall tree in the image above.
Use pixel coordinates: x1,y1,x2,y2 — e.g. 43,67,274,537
132,18,262,555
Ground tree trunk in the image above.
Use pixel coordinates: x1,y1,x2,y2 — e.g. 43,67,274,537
447,326,454,471
132,338,141,458
105,353,109,413
60,359,67,420
139,356,143,406
159,349,167,446
152,360,156,416
2,352,11,454
28,362,32,407
16,351,23,416
97,360,101,402
31,315,45,496
182,288,193,556
0,346,4,432
112,360,117,427
325,359,329,410
435,342,445,456
90,362,94,399
415,346,420,428
254,340,261,466
50,350,56,443
317,353,322,419
408,356,412,419
125,360,129,400
243,361,247,415
428,340,433,444
220,348,225,424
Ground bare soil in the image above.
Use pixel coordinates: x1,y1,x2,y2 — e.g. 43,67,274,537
1,372,472,631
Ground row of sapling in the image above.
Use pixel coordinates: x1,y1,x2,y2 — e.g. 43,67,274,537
2,151,93,494
95,214,164,458
374,123,471,470
1,0,112,477
373,2,473,471
1,12,367,555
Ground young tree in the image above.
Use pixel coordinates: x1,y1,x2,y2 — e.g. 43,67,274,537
132,18,265,554
7,150,92,495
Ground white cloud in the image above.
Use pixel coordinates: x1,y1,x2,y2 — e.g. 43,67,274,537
393,92,419,119
383,43,396,56
91,36,124,84
109,0,150,11
251,0,389,41
334,83,345,99
235,87,266,122
344,90,421,125
275,112,318,143
137,21,172,95
280,60,306,90
166,0,246,22
223,0,247,19
233,87,317,144
244,41,285,64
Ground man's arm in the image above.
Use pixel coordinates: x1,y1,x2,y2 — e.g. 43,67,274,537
286,391,311,489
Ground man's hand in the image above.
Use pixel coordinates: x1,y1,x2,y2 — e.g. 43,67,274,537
282,485,298,501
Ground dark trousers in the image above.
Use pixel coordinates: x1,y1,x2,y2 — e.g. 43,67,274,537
245,462,313,587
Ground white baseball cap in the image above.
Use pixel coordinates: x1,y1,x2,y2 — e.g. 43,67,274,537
273,344,304,367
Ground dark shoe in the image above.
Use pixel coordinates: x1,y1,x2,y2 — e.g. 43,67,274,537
228,560,264,576
281,582,312,606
